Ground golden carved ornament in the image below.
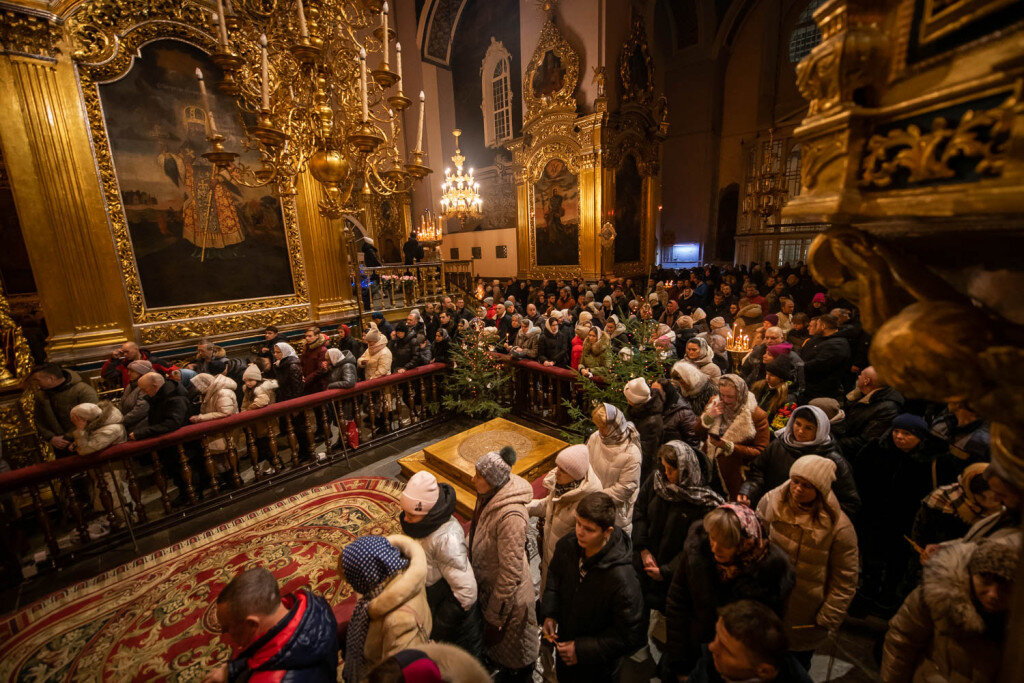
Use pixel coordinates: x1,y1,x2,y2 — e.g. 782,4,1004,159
0,8,62,60
522,9,581,122
618,11,655,107
0,281,33,389
800,132,847,191
137,305,311,345
67,0,213,65
860,95,1015,187
0,391,51,468
795,0,887,118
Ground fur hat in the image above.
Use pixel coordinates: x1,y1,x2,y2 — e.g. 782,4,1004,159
556,444,590,481
968,538,1020,582
242,363,263,382
401,471,440,515
765,355,795,382
623,377,651,405
476,446,517,488
808,398,841,421
128,359,153,376
789,454,836,496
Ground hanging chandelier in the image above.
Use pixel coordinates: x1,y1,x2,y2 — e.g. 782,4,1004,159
741,127,789,222
198,0,431,218
439,129,482,226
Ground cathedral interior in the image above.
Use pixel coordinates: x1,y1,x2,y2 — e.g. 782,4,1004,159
0,0,1023,681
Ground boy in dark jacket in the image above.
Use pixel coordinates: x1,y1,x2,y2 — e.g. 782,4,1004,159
541,492,644,683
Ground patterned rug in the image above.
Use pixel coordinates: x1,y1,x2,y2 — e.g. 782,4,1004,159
0,477,404,682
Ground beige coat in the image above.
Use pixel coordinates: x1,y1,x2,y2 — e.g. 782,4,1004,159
359,344,393,380
241,379,278,438
757,483,859,651
191,374,241,452
881,540,1015,682
527,465,602,589
470,474,540,669
362,534,433,670
587,430,642,532
412,642,490,682
73,404,126,455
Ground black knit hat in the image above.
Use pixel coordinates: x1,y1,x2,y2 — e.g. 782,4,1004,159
765,355,794,382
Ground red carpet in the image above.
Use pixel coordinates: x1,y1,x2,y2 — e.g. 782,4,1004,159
0,477,404,681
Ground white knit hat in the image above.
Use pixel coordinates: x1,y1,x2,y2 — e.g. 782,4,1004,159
70,403,101,421
623,377,651,405
789,455,836,496
401,471,440,515
242,363,262,382
578,311,593,325
556,444,590,481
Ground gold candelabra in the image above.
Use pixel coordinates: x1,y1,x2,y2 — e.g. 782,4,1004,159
741,127,789,222
199,0,432,218
417,210,443,243
439,129,482,226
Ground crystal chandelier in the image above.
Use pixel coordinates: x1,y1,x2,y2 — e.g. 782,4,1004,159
741,127,789,222
199,0,431,218
439,129,482,226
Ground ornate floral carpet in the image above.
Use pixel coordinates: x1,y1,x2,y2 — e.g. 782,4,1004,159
0,477,404,682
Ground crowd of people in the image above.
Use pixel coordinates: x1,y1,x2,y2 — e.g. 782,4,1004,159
20,261,1022,681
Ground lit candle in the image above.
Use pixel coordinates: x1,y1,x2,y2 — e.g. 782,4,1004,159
296,0,309,39
196,68,218,133
395,41,403,91
416,90,425,151
259,34,270,110
214,0,229,46
359,48,368,121
381,2,389,67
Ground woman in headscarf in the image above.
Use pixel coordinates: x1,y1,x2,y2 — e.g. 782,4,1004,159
662,503,794,678
683,337,722,380
469,447,538,681
911,462,1003,548
633,442,724,624
332,323,365,358
537,316,568,367
339,534,431,682
509,317,540,360
272,342,304,402
604,315,628,353
578,326,611,379
586,403,643,533
431,327,452,364
698,374,770,499
670,360,719,416
757,455,859,669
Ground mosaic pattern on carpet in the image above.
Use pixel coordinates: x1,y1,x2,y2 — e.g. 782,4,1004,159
0,477,404,682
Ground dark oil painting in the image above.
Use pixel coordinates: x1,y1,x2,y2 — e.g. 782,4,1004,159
534,159,579,266
614,154,643,263
532,50,566,99
99,39,294,309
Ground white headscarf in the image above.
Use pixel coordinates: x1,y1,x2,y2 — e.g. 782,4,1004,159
275,342,297,361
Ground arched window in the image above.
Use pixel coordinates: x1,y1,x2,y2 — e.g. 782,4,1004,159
788,0,824,63
481,38,513,148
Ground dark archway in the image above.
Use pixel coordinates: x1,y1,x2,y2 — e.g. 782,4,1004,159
715,182,739,261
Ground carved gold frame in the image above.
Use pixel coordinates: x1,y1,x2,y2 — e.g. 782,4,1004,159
618,11,655,106
522,11,581,122
73,14,310,344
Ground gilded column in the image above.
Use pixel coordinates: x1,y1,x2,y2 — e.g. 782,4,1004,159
293,172,358,321
0,12,130,360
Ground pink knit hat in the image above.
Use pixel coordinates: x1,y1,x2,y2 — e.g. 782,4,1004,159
400,471,439,514
556,444,590,481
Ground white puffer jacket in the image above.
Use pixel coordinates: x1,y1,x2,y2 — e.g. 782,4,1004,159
416,517,477,611
527,465,603,589
586,430,642,532
191,373,240,451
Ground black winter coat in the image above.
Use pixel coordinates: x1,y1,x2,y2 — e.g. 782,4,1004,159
800,334,851,400
663,524,795,675
660,395,702,453
537,328,568,367
738,437,861,518
834,385,904,458
325,351,358,390
541,528,645,682
275,355,305,402
627,392,665,480
389,334,419,371
133,380,192,440
632,477,717,611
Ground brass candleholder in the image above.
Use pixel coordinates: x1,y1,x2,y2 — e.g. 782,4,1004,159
348,121,385,153
405,149,432,180
212,51,244,95
388,93,412,111
202,134,239,167
371,67,399,89
250,111,289,149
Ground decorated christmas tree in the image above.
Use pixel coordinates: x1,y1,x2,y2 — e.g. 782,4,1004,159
561,317,665,443
442,327,512,419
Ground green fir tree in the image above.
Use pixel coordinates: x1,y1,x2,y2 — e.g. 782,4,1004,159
560,318,665,443
442,327,512,419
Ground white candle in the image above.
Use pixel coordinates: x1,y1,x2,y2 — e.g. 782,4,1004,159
416,90,425,151
381,2,390,67
296,0,309,39
359,48,369,121
196,68,218,133
213,3,228,47
395,41,403,90
259,34,270,110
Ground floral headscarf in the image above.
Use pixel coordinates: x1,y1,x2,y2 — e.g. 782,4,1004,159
923,462,991,524
654,441,725,508
713,503,769,581
599,403,641,449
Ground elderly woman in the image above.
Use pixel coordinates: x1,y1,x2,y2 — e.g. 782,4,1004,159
698,374,770,498
670,360,719,416
469,447,538,681
340,534,431,682
757,455,859,668
663,503,794,677
683,337,722,380
70,401,128,518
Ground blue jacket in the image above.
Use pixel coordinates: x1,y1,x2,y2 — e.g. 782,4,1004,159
228,590,339,682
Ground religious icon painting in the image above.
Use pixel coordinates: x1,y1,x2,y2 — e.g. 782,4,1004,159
532,50,567,99
533,158,580,267
98,39,295,309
